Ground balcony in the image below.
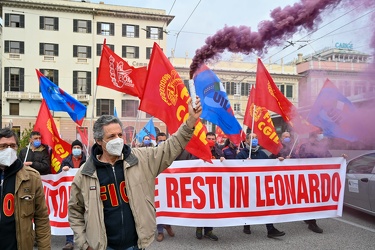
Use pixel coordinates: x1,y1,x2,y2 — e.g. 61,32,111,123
5,91,42,101
4,92,91,104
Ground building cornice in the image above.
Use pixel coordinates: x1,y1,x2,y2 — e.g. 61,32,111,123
1,0,174,24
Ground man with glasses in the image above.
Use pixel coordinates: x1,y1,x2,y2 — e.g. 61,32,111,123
18,131,51,175
0,128,51,249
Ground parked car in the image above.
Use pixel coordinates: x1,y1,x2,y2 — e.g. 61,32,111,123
344,151,375,216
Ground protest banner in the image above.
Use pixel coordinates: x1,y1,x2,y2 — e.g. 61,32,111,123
41,158,346,234
42,169,78,235
155,158,346,227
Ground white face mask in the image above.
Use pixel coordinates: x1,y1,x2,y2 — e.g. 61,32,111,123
104,138,124,156
0,148,18,167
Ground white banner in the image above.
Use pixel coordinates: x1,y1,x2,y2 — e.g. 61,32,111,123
155,158,346,227
41,158,346,234
42,169,78,235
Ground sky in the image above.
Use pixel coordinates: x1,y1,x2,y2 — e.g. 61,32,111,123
90,0,374,64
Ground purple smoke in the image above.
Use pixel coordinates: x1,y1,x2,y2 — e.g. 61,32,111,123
190,0,347,74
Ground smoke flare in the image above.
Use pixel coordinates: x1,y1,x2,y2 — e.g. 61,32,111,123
190,0,374,74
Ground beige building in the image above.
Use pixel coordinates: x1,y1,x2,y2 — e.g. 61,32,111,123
171,56,301,133
0,0,302,144
0,0,173,144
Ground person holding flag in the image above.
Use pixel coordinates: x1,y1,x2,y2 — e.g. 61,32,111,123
18,131,51,175
236,133,286,238
69,97,202,250
269,131,297,160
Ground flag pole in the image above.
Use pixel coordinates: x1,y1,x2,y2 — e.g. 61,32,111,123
88,84,99,157
248,103,256,159
131,110,141,148
23,142,31,164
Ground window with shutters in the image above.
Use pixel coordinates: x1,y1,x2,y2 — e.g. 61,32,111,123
286,85,293,98
73,19,91,33
277,84,293,98
234,103,241,112
40,69,58,85
4,41,24,54
73,45,91,58
122,100,139,117
4,67,24,92
234,82,241,95
9,103,20,116
241,82,252,97
5,14,25,28
122,46,139,59
40,16,58,30
73,71,91,95
39,43,59,56
122,24,139,38
146,47,153,59
97,22,114,36
145,26,163,40
97,99,114,116
97,44,114,56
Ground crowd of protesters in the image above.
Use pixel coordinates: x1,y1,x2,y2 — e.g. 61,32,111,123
1,98,343,250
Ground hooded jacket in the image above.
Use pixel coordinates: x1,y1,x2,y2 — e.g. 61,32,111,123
68,123,194,250
0,159,51,250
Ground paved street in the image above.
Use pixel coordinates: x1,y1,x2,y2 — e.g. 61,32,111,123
49,206,374,250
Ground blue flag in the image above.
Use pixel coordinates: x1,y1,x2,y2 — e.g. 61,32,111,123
136,117,157,142
114,107,118,117
308,79,357,141
193,65,244,145
37,69,87,125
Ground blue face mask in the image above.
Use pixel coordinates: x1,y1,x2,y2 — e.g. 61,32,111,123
33,140,41,148
283,137,291,143
144,139,151,145
157,140,165,145
251,138,258,147
72,148,82,156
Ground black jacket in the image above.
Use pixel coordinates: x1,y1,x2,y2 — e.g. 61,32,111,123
0,160,22,250
18,144,51,175
58,153,87,173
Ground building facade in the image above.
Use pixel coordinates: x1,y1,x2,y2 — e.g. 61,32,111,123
2,1,372,146
0,0,173,144
170,56,301,133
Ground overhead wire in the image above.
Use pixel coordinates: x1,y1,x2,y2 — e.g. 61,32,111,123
229,5,375,86
172,0,202,55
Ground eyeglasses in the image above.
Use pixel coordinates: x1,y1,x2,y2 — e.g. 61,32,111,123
0,143,18,150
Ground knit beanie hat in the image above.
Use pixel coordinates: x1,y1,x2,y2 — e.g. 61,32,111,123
71,139,83,149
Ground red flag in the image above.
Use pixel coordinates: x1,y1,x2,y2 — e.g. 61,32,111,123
244,86,283,155
215,126,225,144
139,43,212,163
34,100,71,173
97,39,147,98
76,126,88,147
254,58,312,134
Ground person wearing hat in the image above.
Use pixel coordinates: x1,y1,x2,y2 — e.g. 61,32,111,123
59,139,87,250
60,140,87,172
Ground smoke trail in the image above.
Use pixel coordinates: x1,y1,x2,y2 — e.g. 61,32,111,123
190,0,350,74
